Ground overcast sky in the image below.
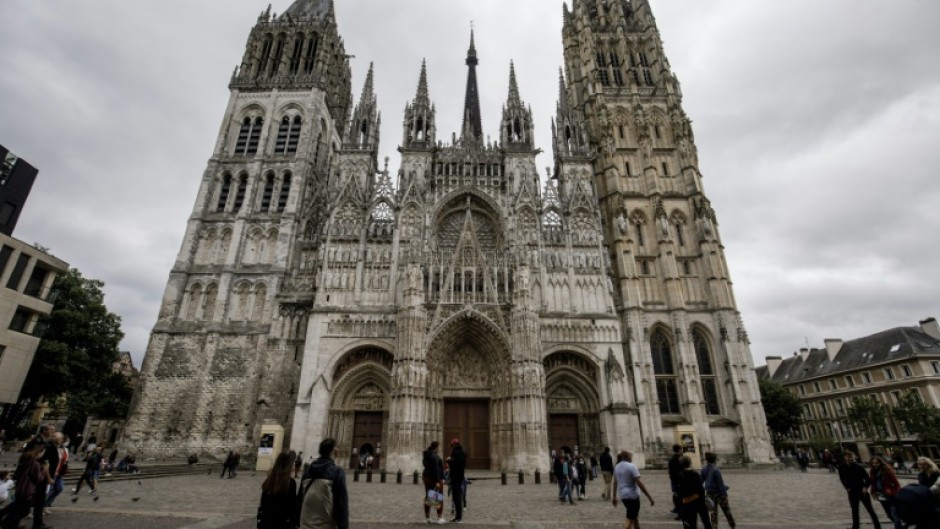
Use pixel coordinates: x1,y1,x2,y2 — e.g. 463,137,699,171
2,1,938,369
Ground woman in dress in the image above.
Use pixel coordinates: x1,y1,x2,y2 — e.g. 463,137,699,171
868,455,902,529
256,451,298,529
422,441,445,524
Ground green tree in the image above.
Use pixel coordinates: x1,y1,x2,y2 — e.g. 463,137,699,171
0,267,131,436
893,391,940,444
846,396,889,444
758,379,803,448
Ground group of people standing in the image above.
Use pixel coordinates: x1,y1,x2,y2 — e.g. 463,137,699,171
838,450,940,529
421,439,467,524
552,452,589,503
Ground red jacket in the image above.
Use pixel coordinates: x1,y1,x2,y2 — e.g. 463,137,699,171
869,468,900,498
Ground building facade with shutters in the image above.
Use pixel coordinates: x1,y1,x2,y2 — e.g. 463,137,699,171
757,318,940,462
123,0,773,470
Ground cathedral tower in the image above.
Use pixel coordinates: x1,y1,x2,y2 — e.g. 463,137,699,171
123,0,352,456
560,0,773,463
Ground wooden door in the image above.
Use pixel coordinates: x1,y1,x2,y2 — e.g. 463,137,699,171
351,412,383,467
443,400,490,469
549,414,580,456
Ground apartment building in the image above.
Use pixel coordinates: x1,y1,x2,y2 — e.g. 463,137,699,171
0,236,68,403
757,318,940,461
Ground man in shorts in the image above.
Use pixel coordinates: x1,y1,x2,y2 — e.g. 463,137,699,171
610,450,654,529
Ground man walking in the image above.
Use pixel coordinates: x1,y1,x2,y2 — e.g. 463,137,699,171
667,444,683,520
44,433,69,512
838,451,882,529
599,447,614,500
447,439,466,523
610,450,654,529
299,438,349,529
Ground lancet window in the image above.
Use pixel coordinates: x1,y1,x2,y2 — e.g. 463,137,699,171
694,329,721,415
652,328,681,415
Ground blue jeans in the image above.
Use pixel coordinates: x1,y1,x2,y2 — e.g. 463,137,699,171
45,476,64,506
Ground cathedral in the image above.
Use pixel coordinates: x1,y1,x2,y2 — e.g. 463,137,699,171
123,0,774,470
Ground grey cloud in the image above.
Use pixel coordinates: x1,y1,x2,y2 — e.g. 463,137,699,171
2,0,938,368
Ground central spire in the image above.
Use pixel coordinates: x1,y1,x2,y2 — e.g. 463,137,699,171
461,29,483,143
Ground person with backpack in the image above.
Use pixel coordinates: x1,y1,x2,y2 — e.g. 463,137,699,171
299,438,348,529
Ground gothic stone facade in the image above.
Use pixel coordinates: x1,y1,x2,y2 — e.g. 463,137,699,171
123,0,774,470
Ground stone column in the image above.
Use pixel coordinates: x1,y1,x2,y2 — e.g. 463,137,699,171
508,265,550,472
385,264,430,473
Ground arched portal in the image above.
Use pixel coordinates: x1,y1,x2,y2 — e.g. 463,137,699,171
327,347,394,470
543,351,602,457
426,309,511,470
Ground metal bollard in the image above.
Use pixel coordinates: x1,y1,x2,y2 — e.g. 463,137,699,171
501,471,507,485
534,469,541,484
366,469,373,482
381,469,387,483
354,469,360,482
413,470,420,484
518,470,524,484
397,469,403,484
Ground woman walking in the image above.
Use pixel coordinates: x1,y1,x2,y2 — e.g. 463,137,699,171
869,456,902,529
701,452,735,528
422,441,445,524
256,451,298,529
1,443,50,529
676,455,712,529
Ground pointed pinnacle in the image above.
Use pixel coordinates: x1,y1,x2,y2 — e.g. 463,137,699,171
557,67,569,110
416,59,429,100
508,61,520,103
360,62,375,103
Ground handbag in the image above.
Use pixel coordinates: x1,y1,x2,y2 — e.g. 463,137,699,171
425,489,444,508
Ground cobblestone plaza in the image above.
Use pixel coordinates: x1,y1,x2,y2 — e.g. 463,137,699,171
38,468,912,529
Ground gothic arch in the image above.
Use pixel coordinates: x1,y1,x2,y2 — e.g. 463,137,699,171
274,101,306,119
432,188,505,235
543,350,602,455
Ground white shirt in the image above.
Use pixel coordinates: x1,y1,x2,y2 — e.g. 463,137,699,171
614,460,641,500
0,479,13,502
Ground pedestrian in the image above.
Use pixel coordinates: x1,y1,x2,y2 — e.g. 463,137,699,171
72,446,102,497
221,450,235,479
796,449,809,472
232,452,241,478
1,442,50,529
589,452,599,480
609,450,654,529
823,449,835,473
70,433,82,455
667,444,683,520
575,455,588,500
420,441,445,524
676,455,712,529
44,433,69,513
838,450,882,529
700,452,735,529
446,438,466,523
549,449,556,484
256,451,298,529
553,454,574,505
869,456,903,529
293,452,304,479
599,447,614,500
30,425,58,529
298,438,348,529
0,429,5,457
916,457,940,487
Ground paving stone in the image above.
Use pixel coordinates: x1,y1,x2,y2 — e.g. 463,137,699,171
39,468,914,529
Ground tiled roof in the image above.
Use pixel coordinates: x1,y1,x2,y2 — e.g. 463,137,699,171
759,326,940,384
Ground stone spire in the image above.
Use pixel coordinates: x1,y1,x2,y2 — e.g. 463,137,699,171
403,59,436,149
360,62,375,105
501,60,533,150
461,29,483,143
344,62,380,152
